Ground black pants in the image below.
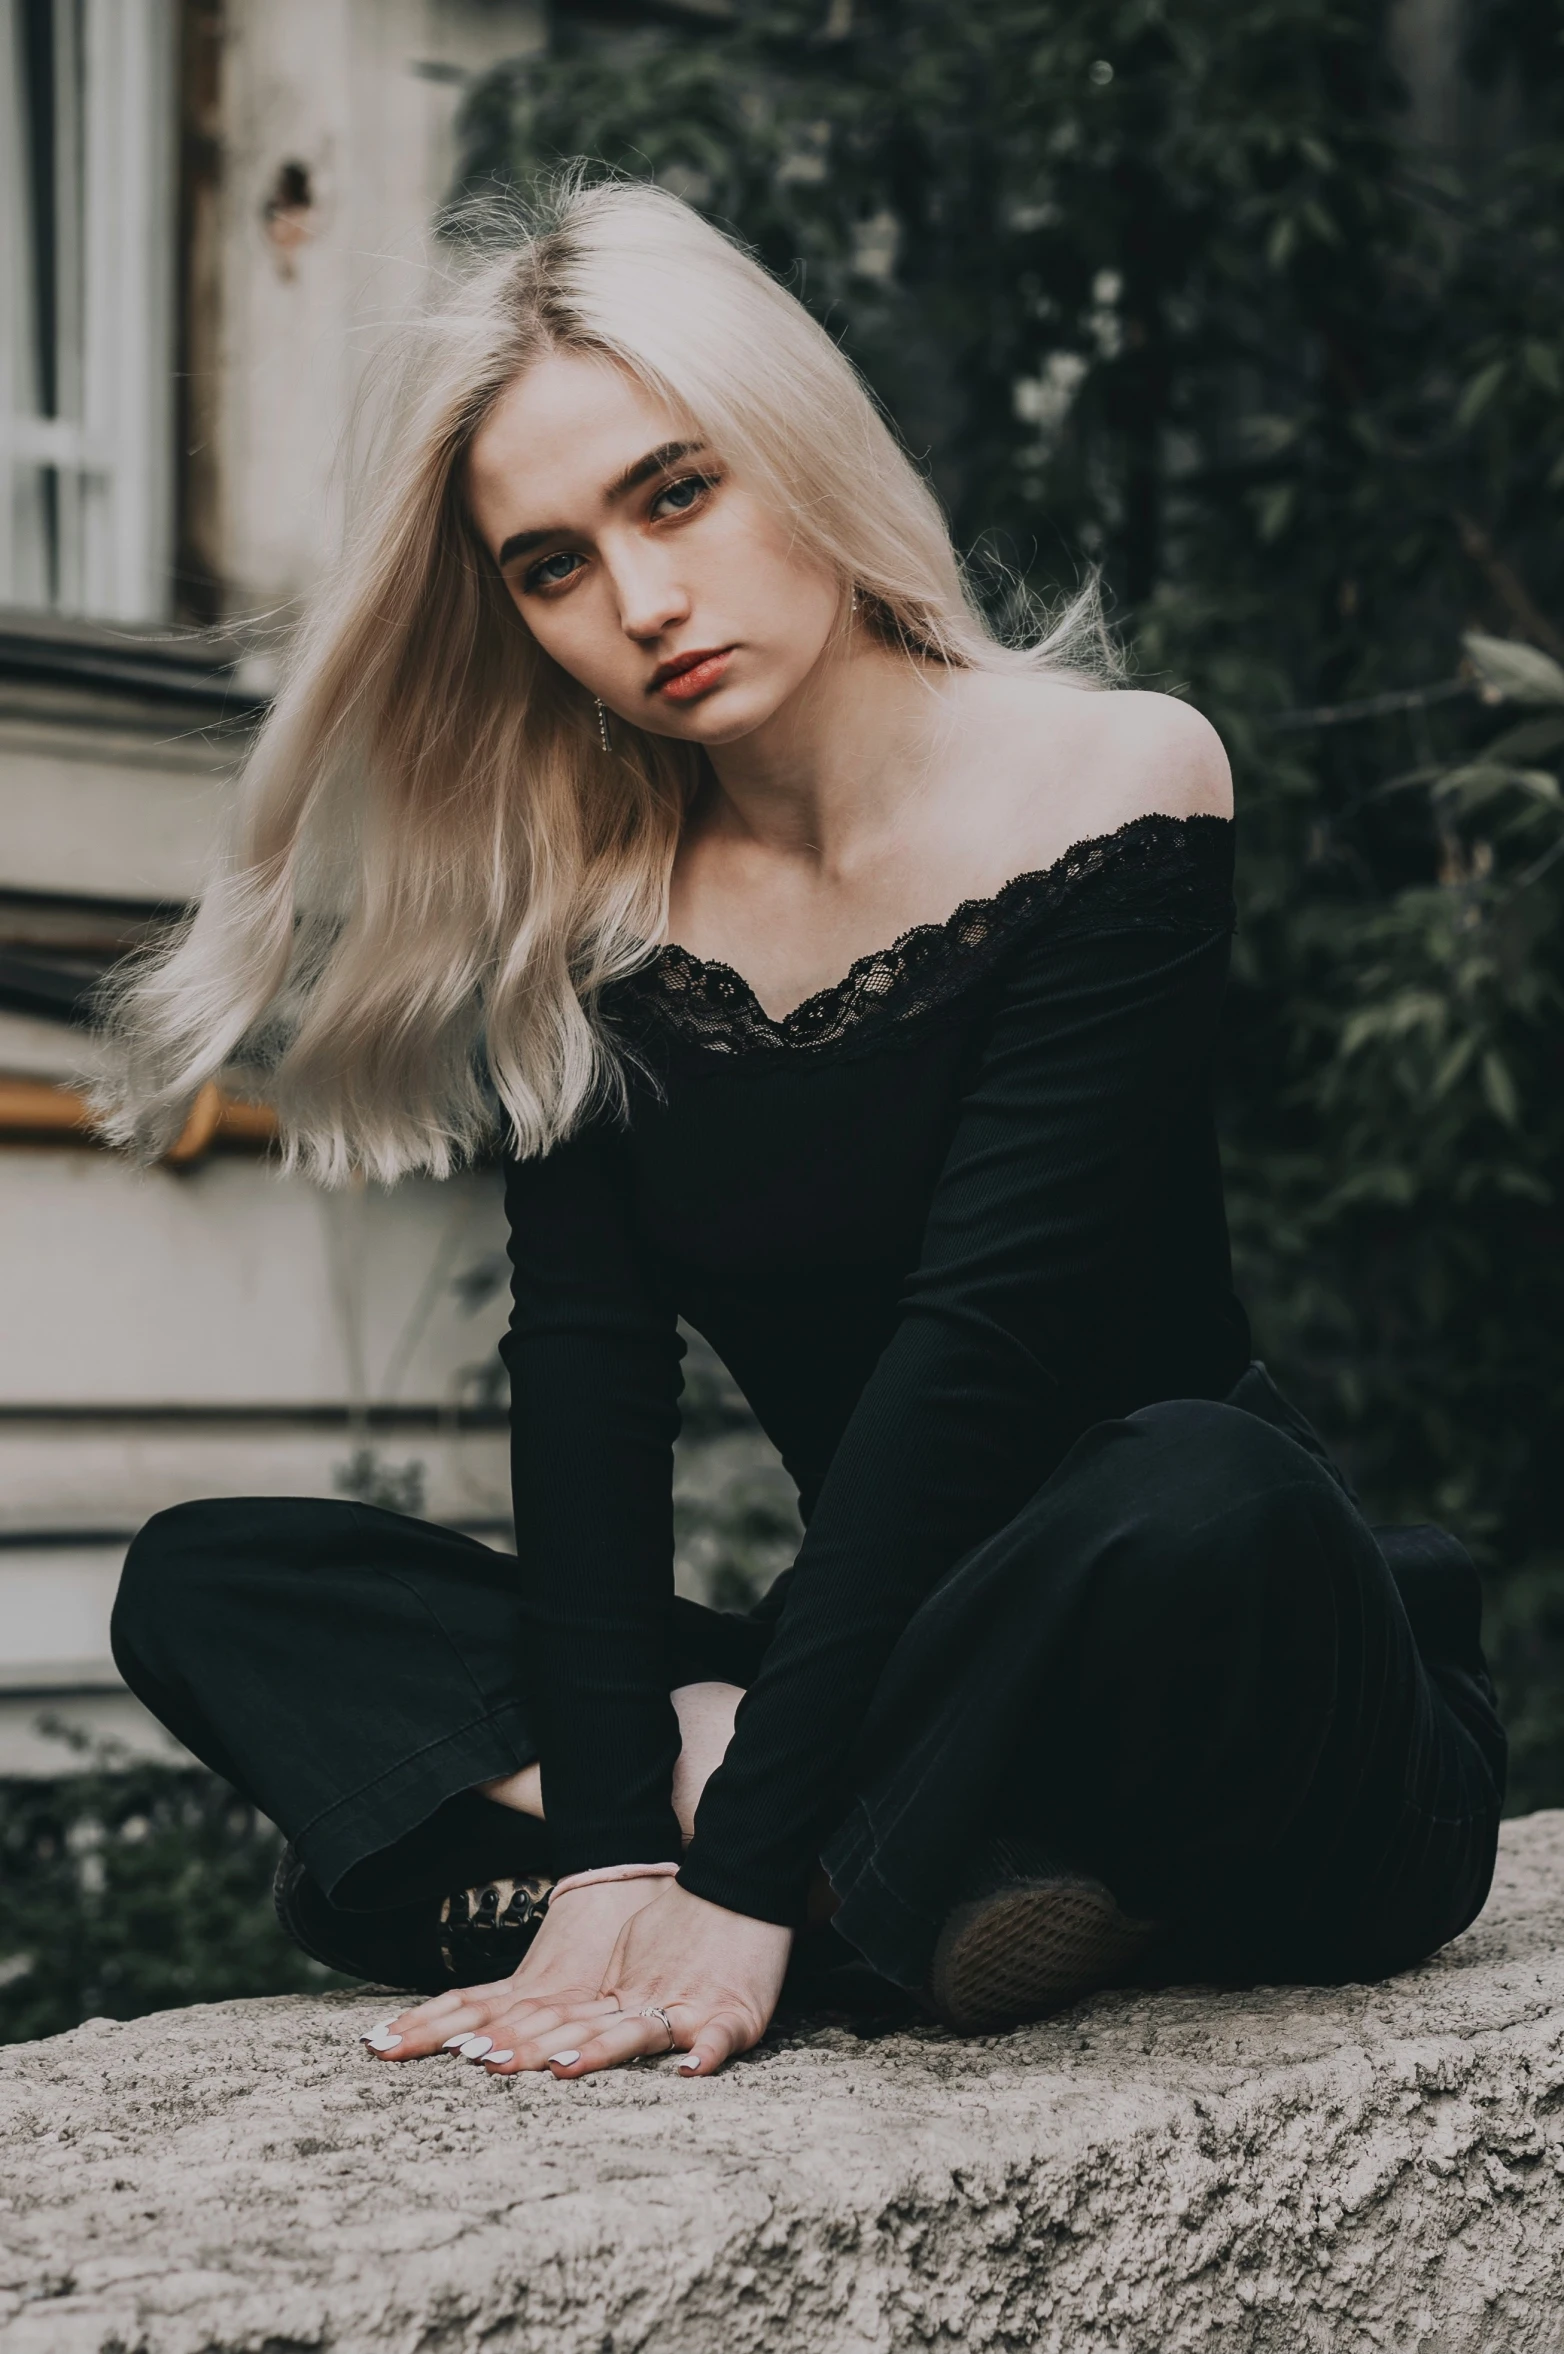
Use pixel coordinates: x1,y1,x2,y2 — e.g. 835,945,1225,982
110,1364,1505,1993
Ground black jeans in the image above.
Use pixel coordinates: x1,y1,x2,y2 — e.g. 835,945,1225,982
111,1364,1505,1992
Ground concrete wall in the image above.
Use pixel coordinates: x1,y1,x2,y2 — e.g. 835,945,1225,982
0,712,233,904
5,1813,1561,2353
212,0,542,616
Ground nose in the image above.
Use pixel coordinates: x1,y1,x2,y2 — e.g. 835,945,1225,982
605,540,691,645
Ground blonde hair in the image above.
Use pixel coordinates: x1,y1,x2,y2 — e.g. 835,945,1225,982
99,174,1108,1183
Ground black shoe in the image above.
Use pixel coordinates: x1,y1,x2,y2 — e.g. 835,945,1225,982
925,1837,1157,2032
273,1840,553,1994
435,1872,554,1986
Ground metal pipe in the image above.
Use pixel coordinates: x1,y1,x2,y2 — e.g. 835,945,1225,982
0,1074,277,1160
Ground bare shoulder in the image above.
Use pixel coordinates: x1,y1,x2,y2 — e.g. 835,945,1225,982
935,673,1231,897
1081,687,1233,821
961,674,1232,853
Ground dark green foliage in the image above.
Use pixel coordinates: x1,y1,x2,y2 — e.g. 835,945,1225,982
673,1328,805,1611
0,1733,345,2044
457,3,1564,1794
1484,1558,1564,1817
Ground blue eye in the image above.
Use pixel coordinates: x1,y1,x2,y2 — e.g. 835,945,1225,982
523,550,583,593
651,473,715,519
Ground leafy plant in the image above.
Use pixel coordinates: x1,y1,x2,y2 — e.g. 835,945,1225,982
0,1729,346,2044
457,0,1564,1792
1227,631,1564,1532
333,1446,428,1517
674,1329,803,1611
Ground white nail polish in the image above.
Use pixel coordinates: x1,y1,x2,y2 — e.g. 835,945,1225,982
677,2058,700,2073
485,2050,515,2065
548,2050,580,2067
368,2033,402,2051
440,2034,470,2051
460,2037,493,2059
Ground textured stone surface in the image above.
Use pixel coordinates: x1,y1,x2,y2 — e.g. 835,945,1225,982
3,1815,1564,2354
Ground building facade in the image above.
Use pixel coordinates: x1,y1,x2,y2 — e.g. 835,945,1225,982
0,0,548,1769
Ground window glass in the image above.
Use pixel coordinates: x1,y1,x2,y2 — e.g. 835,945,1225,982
0,0,175,621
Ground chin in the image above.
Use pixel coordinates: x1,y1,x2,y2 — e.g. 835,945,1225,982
648,686,785,747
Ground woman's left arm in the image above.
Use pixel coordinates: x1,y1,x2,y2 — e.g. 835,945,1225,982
678,851,1244,1935
469,838,1242,2076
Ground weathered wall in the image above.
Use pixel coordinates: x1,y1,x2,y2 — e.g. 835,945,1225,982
0,0,556,1771
3,1811,1562,2353
214,0,543,617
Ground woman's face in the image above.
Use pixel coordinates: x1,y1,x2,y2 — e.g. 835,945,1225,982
466,352,844,745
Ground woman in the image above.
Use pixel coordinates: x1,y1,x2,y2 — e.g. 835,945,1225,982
106,178,1504,2083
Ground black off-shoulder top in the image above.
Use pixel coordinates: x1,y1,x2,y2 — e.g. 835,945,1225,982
500,812,1252,1924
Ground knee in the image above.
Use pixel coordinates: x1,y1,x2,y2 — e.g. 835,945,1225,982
112,1501,229,1671
1080,1398,1365,1642
1066,1407,1358,1809
1118,1397,1355,1557
1125,1393,1322,1485
112,1497,294,1672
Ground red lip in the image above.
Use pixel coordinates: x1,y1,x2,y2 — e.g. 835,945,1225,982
648,647,734,702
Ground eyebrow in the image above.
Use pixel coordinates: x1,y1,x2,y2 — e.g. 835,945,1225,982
494,440,710,570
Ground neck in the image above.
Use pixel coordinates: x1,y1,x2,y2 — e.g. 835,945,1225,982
700,633,954,875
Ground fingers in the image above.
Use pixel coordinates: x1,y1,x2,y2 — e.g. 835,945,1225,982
475,2001,656,2077
668,2007,751,2080
511,2006,684,2080
480,2001,753,2080
361,1989,761,2082
402,1976,516,2025
477,1993,625,2068
361,1983,508,2059
361,1985,621,2062
437,1995,623,2066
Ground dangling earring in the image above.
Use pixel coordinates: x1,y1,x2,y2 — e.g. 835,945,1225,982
850,586,860,617
595,696,612,754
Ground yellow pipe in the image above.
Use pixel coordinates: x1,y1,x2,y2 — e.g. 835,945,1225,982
0,1074,278,1161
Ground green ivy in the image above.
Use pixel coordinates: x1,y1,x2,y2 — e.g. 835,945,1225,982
456,0,1564,1789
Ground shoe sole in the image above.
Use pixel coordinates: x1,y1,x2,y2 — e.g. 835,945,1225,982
928,1874,1155,2032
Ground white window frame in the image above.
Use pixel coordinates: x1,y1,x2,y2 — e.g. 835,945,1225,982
0,0,176,623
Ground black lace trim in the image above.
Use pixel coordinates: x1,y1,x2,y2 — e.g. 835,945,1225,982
609,811,1234,1059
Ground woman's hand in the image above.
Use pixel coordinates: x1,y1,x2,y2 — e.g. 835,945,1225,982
480,1880,793,2080
365,1681,768,2077
363,1877,663,2066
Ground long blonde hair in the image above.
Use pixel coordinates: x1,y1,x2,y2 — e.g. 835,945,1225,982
100,174,1107,1183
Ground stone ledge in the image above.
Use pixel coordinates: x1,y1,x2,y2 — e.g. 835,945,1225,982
2,1814,1563,2354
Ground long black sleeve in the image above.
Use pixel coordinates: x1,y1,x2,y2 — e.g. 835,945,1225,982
502,1120,685,1874
676,910,1236,1923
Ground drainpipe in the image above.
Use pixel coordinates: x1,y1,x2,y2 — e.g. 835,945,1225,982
0,1077,276,1162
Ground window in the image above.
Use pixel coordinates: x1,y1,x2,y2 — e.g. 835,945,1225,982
0,0,176,621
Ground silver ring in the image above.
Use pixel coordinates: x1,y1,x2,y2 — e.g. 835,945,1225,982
640,2005,676,2053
